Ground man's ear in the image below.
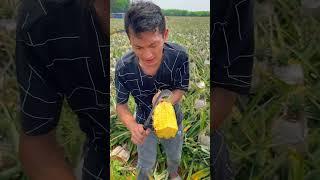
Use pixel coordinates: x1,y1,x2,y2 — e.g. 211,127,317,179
128,37,132,45
127,28,134,45
163,29,169,42
128,34,134,46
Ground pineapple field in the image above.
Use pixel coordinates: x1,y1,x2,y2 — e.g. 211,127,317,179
110,16,211,179
222,0,320,179
0,0,319,179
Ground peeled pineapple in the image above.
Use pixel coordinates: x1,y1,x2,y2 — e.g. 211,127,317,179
153,101,178,139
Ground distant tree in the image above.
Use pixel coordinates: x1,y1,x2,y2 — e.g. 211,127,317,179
162,9,210,17
111,0,130,13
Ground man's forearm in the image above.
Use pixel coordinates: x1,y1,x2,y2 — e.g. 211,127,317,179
212,87,237,130
116,103,137,130
19,131,76,180
170,89,185,105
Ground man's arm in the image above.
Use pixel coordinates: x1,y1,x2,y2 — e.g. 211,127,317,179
19,131,76,180
170,89,185,105
116,103,149,145
211,0,254,129
115,61,150,145
15,2,77,178
116,103,136,131
212,87,237,130
152,89,185,106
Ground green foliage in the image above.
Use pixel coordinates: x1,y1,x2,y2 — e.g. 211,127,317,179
111,0,130,13
0,0,18,19
56,102,85,167
287,95,304,115
110,159,136,180
226,0,320,179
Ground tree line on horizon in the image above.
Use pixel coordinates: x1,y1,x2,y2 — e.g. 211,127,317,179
111,0,209,17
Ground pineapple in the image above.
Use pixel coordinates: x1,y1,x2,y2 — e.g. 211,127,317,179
153,101,178,139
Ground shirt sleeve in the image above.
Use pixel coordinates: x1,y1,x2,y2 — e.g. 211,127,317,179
173,52,189,91
211,0,254,95
115,61,130,104
15,2,64,135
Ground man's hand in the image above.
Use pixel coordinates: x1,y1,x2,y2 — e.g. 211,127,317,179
152,89,185,106
116,103,150,145
128,122,150,145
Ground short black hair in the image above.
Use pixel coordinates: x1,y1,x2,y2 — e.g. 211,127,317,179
124,1,166,37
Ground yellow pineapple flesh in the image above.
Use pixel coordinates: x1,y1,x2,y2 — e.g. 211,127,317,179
153,101,178,139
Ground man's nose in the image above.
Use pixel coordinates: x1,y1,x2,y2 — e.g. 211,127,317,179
142,49,154,60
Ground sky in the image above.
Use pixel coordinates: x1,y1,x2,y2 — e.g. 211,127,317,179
136,0,210,11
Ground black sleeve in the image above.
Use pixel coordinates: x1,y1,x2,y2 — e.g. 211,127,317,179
15,1,64,135
211,0,254,95
115,61,130,104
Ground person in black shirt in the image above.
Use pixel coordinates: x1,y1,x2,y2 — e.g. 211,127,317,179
15,0,108,179
211,0,254,179
115,2,189,180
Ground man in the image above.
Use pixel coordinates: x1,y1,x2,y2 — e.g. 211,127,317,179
15,0,108,179
115,1,189,180
211,0,254,179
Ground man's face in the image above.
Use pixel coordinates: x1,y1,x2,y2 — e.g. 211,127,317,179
129,29,168,68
